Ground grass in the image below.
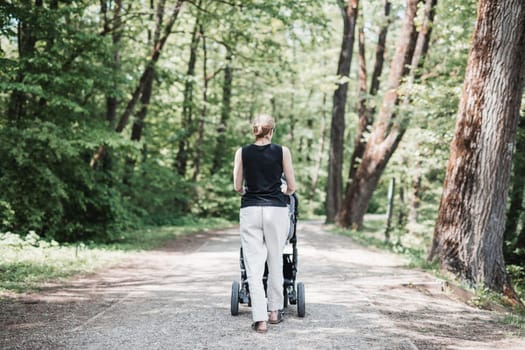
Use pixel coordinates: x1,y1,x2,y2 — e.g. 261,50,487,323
95,216,233,251
332,217,439,272
0,217,233,294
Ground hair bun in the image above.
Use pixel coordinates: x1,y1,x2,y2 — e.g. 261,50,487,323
252,114,275,139
253,125,263,136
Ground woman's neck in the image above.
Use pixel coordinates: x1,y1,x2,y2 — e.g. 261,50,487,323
254,139,271,146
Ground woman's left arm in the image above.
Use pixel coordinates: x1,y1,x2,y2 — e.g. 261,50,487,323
233,148,244,194
282,146,296,195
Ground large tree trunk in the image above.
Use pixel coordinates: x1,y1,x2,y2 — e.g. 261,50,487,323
325,0,359,223
429,0,525,301
348,22,369,183
338,0,424,229
192,25,207,182
211,47,233,174
176,10,201,177
341,0,392,220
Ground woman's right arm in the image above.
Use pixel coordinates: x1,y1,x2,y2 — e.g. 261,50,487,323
233,148,244,194
282,146,296,195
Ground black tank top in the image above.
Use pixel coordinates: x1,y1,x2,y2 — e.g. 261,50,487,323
241,144,288,208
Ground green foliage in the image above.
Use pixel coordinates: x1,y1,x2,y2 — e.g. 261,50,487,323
125,161,195,226
469,285,503,309
0,0,490,261
0,116,140,241
508,265,525,301
195,170,241,221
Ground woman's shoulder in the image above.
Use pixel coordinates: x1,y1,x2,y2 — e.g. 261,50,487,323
275,144,291,153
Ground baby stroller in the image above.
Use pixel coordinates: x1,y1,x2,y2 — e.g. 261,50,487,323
230,193,305,317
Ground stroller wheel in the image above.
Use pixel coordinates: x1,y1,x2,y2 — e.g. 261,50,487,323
297,282,305,317
231,281,240,316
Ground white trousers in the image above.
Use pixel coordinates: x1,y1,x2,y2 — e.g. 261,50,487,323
240,206,289,322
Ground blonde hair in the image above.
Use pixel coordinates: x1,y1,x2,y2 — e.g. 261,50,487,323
252,114,275,139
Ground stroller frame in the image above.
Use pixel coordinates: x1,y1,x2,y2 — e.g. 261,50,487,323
231,193,305,317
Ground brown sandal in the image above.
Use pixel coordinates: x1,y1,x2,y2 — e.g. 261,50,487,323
251,321,268,333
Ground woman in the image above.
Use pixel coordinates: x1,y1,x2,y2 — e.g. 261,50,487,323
233,114,296,333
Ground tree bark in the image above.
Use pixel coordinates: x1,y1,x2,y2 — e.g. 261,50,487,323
338,0,423,229
326,0,359,223
429,0,525,301
211,47,233,174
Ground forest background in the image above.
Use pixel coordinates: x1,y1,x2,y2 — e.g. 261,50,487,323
1,0,525,303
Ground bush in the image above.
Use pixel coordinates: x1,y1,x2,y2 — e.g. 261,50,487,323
126,161,195,225
0,123,133,242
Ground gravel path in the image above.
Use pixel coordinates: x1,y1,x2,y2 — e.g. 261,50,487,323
1,221,524,349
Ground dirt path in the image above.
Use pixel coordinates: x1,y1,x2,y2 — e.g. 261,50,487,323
1,221,524,349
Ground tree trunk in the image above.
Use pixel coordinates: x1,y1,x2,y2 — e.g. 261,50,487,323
106,0,122,129
341,0,392,220
211,47,233,174
98,0,123,171
429,0,525,301
369,0,391,98
398,178,406,227
176,10,201,177
310,92,328,199
192,25,207,182
91,0,184,168
130,0,164,143
408,158,422,225
326,0,359,223
7,0,41,125
338,0,423,229
115,0,183,133
346,20,370,188
504,114,525,263
385,177,395,241
515,212,525,262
